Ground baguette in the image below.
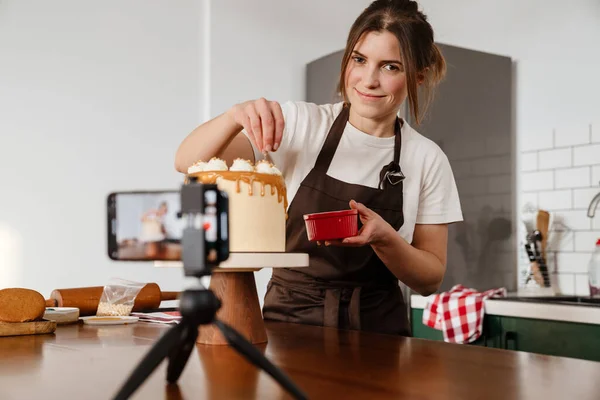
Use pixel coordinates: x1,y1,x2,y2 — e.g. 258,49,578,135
0,288,46,323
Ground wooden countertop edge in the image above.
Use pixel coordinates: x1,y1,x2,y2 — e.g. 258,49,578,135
410,295,600,325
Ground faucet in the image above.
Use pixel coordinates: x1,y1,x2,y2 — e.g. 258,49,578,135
588,181,600,218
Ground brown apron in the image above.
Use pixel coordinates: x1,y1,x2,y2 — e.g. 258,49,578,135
262,104,410,336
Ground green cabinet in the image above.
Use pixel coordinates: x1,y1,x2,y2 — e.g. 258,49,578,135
411,308,503,348
411,308,600,362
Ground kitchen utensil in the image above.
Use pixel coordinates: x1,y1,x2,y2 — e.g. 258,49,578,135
524,242,545,286
537,210,550,259
0,319,56,337
527,231,550,287
45,283,179,317
303,209,358,241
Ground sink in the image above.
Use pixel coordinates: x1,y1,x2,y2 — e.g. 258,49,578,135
494,296,600,307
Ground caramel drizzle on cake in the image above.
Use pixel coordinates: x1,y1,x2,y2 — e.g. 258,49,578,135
188,171,288,212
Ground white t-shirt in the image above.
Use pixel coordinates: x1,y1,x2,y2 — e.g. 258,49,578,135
245,101,463,244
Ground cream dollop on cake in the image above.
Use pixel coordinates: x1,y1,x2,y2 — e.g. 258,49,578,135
230,158,255,172
205,157,228,171
255,160,282,176
253,160,278,175
187,160,208,174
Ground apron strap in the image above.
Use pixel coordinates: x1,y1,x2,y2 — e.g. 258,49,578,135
314,105,350,173
378,119,405,190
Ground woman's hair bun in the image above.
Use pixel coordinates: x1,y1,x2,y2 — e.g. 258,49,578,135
386,0,419,13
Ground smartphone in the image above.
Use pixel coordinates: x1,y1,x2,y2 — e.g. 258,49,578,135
107,190,185,261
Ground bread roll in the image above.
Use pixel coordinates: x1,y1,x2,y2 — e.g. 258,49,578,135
0,288,46,323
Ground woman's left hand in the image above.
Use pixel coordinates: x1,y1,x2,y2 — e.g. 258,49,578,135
320,200,396,247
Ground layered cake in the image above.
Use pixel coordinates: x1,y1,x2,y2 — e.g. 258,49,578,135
186,157,287,253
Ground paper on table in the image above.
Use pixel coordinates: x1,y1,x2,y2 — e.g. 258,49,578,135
130,311,181,325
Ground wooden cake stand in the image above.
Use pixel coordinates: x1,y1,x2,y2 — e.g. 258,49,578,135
154,252,309,345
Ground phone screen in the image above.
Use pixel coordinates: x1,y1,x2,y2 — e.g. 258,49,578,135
107,190,185,261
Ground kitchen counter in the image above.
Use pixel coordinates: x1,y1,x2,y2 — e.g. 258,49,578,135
3,320,600,399
411,294,600,325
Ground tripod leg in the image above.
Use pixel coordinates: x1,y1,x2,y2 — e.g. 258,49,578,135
113,324,184,400
167,323,199,383
214,319,308,400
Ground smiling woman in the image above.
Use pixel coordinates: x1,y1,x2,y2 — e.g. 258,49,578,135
174,0,463,337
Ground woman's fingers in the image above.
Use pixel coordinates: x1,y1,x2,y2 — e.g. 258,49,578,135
349,200,374,218
270,101,285,151
234,98,284,154
246,103,263,153
239,113,260,153
255,98,274,152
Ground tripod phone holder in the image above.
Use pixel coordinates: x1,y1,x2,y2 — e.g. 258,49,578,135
112,182,308,400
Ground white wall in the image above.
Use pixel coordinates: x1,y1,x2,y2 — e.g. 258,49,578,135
0,0,203,295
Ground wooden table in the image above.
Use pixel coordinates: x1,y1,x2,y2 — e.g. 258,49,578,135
1,321,599,400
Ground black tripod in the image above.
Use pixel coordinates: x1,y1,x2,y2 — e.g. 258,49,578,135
112,288,308,400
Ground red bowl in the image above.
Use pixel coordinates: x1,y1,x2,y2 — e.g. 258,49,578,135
303,209,358,241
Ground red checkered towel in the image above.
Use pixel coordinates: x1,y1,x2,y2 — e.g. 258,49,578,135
422,284,507,344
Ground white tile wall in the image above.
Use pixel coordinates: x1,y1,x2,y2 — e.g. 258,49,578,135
522,170,554,191
575,231,600,252
574,188,600,208
573,144,600,167
553,210,592,230
521,127,554,152
551,230,575,252
593,124,600,144
521,152,538,172
556,274,575,295
555,252,592,273
555,167,591,189
539,148,572,169
520,192,538,209
593,166,600,186
575,274,590,296
537,189,572,210
519,123,600,295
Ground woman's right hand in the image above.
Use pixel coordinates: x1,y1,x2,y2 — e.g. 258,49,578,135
226,98,285,153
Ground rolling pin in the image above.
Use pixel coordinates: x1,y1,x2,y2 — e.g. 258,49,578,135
45,283,180,316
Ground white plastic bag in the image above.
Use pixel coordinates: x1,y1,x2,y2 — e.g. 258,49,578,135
96,278,145,316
